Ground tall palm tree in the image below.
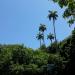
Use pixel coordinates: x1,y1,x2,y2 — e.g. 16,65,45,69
47,33,54,45
39,24,46,45
48,10,58,42
36,32,44,47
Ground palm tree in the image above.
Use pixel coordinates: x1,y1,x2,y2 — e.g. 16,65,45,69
47,33,54,45
39,24,46,45
48,10,58,42
68,18,74,27
36,32,44,47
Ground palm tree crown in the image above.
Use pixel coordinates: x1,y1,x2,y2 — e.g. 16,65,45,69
36,33,44,40
48,11,58,21
36,32,44,47
47,33,54,44
39,24,46,32
47,33,54,40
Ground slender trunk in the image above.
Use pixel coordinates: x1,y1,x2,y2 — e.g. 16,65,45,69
50,39,52,45
43,32,45,45
40,39,41,47
53,19,57,43
53,19,57,52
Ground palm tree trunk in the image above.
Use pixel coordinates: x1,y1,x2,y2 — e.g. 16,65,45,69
50,39,52,45
40,39,41,47
43,32,45,45
53,19,57,43
53,19,57,52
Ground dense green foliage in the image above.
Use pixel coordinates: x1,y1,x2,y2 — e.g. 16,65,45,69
0,44,64,75
63,28,75,75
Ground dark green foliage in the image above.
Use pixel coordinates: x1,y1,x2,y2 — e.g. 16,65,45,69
66,28,75,75
70,28,75,59
60,28,75,75
0,44,65,75
47,42,59,53
59,36,71,60
39,44,47,51
12,47,33,64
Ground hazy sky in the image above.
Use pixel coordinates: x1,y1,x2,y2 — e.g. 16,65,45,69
0,0,74,49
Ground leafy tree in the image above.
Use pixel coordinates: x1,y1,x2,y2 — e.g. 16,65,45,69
32,50,49,67
10,64,24,75
47,42,59,53
12,47,33,65
23,64,38,75
0,45,33,75
48,54,64,75
59,36,71,60
0,45,12,75
39,44,47,51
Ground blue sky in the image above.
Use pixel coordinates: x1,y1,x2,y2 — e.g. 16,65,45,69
0,0,74,49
